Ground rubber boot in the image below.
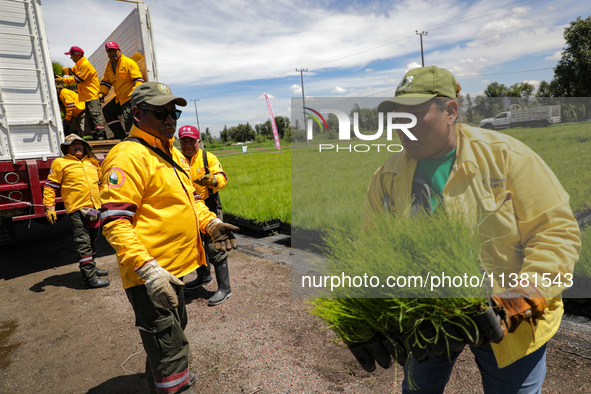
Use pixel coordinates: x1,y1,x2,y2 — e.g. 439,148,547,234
208,260,231,306
184,264,212,290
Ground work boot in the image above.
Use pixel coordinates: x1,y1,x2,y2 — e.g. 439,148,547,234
178,372,196,393
208,261,231,306
93,128,106,140
85,278,110,288
109,123,127,140
96,268,109,277
185,264,212,290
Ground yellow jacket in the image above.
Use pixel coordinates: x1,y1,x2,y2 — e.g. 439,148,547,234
100,125,217,289
187,149,228,202
62,56,100,103
367,124,581,368
99,55,144,105
59,88,85,122
43,154,102,213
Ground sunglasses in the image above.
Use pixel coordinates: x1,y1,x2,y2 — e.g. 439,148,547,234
139,104,182,120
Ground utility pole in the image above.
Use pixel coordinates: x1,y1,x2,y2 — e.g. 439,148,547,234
191,99,201,132
296,68,308,145
416,31,428,67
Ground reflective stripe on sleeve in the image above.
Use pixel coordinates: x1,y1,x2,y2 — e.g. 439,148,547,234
100,202,137,225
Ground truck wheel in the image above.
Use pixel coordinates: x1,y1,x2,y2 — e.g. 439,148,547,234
482,123,494,130
539,120,550,127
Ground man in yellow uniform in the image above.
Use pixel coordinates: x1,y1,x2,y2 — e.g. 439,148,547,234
98,41,144,140
100,82,239,393
361,66,581,392
43,134,109,288
178,125,232,306
57,85,86,137
56,46,106,140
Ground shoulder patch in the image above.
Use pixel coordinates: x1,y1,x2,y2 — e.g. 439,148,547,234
107,167,126,188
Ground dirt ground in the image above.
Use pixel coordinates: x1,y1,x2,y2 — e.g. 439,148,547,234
1,218,591,393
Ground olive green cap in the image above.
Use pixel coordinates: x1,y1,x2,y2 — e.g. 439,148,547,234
378,66,456,112
131,82,187,108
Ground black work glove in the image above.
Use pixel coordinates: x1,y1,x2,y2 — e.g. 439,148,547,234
348,333,407,372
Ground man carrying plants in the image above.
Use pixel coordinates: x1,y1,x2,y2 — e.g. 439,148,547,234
361,66,581,392
178,124,232,306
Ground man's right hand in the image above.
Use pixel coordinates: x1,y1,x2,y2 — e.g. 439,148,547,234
206,218,239,251
135,259,185,309
98,92,105,103
55,76,64,85
45,207,57,225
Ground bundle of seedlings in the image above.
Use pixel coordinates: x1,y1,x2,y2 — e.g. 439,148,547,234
311,202,503,370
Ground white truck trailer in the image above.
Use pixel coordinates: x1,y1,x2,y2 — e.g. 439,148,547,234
479,105,561,130
0,0,157,244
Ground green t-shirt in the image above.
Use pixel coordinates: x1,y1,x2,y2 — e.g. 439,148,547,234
417,148,456,211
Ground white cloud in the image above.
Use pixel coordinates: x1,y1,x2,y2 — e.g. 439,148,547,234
405,62,422,73
546,51,562,61
524,80,541,89
332,87,347,94
291,84,302,95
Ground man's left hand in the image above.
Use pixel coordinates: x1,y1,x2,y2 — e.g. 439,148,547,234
195,173,216,187
491,285,546,334
206,218,239,251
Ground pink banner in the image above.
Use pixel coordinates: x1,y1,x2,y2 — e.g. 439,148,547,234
264,93,281,150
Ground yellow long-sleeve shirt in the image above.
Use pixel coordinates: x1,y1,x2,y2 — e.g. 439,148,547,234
98,55,144,105
187,149,228,202
367,123,581,368
62,56,100,103
100,125,217,289
43,154,102,213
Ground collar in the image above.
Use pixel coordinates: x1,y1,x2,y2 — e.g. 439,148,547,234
65,153,87,161
454,124,479,175
111,55,123,68
129,124,174,152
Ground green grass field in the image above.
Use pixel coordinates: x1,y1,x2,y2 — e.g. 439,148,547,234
218,149,291,224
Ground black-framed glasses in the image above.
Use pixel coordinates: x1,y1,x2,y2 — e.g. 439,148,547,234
138,104,182,120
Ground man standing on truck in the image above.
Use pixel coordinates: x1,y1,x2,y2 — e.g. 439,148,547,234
100,82,239,393
56,85,86,137
43,134,110,289
98,41,144,140
56,46,106,140
178,125,232,306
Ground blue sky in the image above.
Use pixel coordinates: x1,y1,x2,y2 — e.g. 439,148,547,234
42,0,589,136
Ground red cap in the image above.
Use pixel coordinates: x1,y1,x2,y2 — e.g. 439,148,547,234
65,46,84,55
178,125,200,139
105,41,120,50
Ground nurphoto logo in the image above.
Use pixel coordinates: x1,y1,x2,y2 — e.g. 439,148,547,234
304,106,418,153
